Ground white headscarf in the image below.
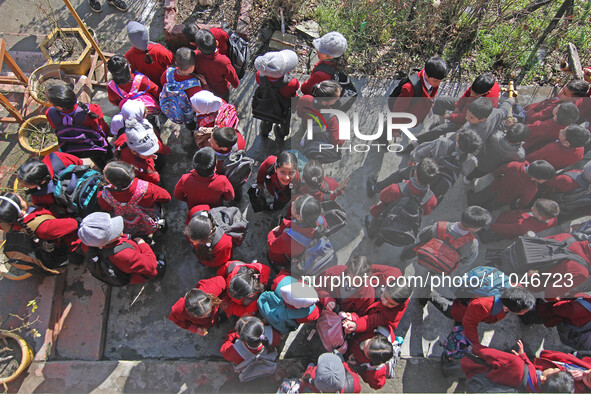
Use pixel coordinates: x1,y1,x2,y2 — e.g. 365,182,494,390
190,90,223,115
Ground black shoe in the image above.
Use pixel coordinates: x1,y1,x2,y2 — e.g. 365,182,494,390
366,175,377,197
106,0,128,11
260,121,272,138
155,254,166,278
274,124,288,139
89,0,102,12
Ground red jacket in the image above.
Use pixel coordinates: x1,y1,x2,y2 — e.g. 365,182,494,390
15,207,80,252
525,141,584,171
30,152,83,207
114,134,171,185
525,97,561,123
297,95,343,146
523,118,562,152
46,103,110,139
98,178,171,212
527,233,591,299
447,82,500,125
535,293,591,328
370,180,437,218
220,327,282,365
489,210,557,239
209,27,230,56
255,71,300,100
125,44,174,89
541,169,584,194
168,276,227,332
489,161,539,208
256,155,301,203
534,350,591,393
267,219,316,266
299,361,362,393
300,60,337,95
160,67,203,99
461,346,541,392
216,260,271,317
185,205,233,268
174,170,234,209
82,236,158,284
286,176,342,220
390,69,439,124
346,327,394,390
450,297,508,350
107,72,160,108
348,298,408,334
194,50,239,97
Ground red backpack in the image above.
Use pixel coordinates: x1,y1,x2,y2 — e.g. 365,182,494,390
416,222,474,274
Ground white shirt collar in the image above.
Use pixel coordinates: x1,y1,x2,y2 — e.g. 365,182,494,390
422,73,433,92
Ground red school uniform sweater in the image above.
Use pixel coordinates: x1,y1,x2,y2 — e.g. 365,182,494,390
534,350,591,393
522,117,562,152
30,152,83,207
525,140,584,171
447,82,500,125
255,71,300,100
194,50,239,97
300,60,337,96
16,207,80,252
46,104,110,139
168,276,227,332
113,134,171,185
296,95,343,146
461,347,541,392
186,205,233,268
159,67,203,99
535,293,591,328
369,179,437,218
489,209,557,239
220,327,282,365
346,327,395,390
217,260,271,318
98,178,171,212
540,169,584,194
348,298,408,334
488,161,538,208
390,68,439,125
82,236,158,284
267,219,315,266
450,297,508,350
107,72,160,108
256,155,301,202
125,43,174,89
527,233,591,300
174,170,234,209
525,97,561,123
299,362,362,393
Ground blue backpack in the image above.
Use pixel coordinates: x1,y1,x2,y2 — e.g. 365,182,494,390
159,67,201,124
53,164,103,217
285,217,337,278
442,325,472,361
458,266,512,298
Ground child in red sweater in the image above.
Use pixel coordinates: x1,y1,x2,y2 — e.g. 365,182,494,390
525,79,589,123
256,151,301,211
523,101,579,152
218,260,271,317
185,206,233,268
297,81,344,147
174,147,234,209
125,21,173,88
190,91,239,146
194,29,239,101
300,32,347,95
107,55,160,116
182,23,230,56
525,124,590,171
297,353,362,393
346,326,396,390
253,49,300,142
479,198,559,243
98,161,170,237
220,316,280,367
168,276,227,335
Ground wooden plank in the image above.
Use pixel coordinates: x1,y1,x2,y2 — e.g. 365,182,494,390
0,76,27,85
0,92,23,123
567,42,583,80
0,39,6,76
4,51,28,85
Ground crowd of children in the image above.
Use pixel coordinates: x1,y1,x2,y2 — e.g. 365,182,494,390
5,19,591,393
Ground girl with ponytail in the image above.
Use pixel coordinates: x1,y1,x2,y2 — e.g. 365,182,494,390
220,316,280,365
300,160,349,202
184,206,233,268
218,260,271,317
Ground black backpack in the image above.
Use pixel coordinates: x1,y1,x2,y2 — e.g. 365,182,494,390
374,183,426,246
465,373,519,393
85,243,134,286
251,75,291,124
388,70,423,108
320,200,347,237
210,206,249,246
299,114,342,163
314,63,359,112
499,235,589,274
225,30,249,79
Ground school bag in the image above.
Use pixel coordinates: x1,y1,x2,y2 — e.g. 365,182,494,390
319,200,347,237
316,310,349,354
247,185,267,212
388,70,423,105
374,183,427,246
499,235,589,274
3,215,67,277
252,75,291,124
286,217,337,277
159,67,201,124
442,325,471,362
224,30,250,80
220,150,254,186
215,102,239,129
99,180,160,237
314,62,359,112
299,115,342,164
556,298,591,350
52,164,103,217
84,243,134,287
455,266,512,299
416,222,474,274
107,73,160,115
46,104,109,155
550,171,591,218
464,373,519,393
209,206,249,247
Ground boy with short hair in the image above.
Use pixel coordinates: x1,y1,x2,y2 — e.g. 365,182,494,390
194,29,239,101
479,198,559,242
468,160,556,210
174,147,234,209
182,23,230,56
525,125,590,170
523,101,580,152
525,79,589,123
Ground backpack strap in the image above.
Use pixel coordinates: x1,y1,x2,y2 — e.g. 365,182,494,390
100,187,119,209
25,214,55,232
165,67,176,84
99,242,135,259
226,260,246,276
49,153,67,178
490,296,504,316
286,227,313,247
437,222,475,250
565,171,589,189
314,62,336,77
559,236,590,269
232,339,262,363
576,298,591,313
408,73,423,98
128,180,149,207
128,73,151,99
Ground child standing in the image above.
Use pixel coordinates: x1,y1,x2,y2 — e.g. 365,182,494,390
253,50,300,141
190,91,239,147
255,151,300,211
125,21,173,88
297,81,344,147
300,32,348,95
174,147,234,209
296,353,362,393
218,260,271,318
525,125,590,171
346,326,395,390
185,206,233,268
220,316,281,367
107,55,160,115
